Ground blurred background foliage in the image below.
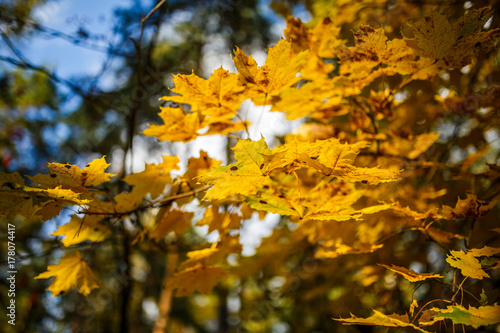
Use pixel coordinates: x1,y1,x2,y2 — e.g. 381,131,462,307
1,0,500,332
1,0,274,331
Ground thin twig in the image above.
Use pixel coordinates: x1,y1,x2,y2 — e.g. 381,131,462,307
411,298,452,324
122,0,167,177
153,244,178,333
142,0,167,23
80,185,211,216
0,31,114,111
0,53,86,97
451,277,468,304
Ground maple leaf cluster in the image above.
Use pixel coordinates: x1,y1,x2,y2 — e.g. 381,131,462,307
1,3,500,332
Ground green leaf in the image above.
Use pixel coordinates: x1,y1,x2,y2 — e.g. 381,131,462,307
433,304,500,328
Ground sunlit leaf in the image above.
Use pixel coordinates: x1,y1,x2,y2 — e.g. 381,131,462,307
232,39,308,105
468,246,500,257
334,310,431,332
35,251,99,296
316,242,383,259
196,206,242,233
143,105,201,142
199,137,273,200
122,156,179,199
379,264,443,282
149,209,193,241
178,247,219,271
446,249,489,279
28,156,114,192
161,67,245,119
166,263,226,297
432,304,500,328
52,215,110,246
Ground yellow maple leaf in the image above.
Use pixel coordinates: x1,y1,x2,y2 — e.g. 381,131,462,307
107,157,178,214
199,164,272,201
20,186,91,221
149,209,193,241
245,191,301,217
379,264,442,282
209,235,242,264
199,138,273,200
201,138,399,218
28,156,114,192
272,80,344,120
442,193,497,219
316,241,383,259
298,181,392,221
265,138,400,184
262,138,363,174
0,171,24,189
468,246,500,257
166,263,226,297
35,251,99,296
308,202,392,221
446,250,489,280
143,105,201,142
0,172,39,219
184,151,221,182
338,25,425,85
284,17,342,79
123,156,179,199
381,132,440,160
405,7,500,68
196,206,242,233
161,67,245,120
81,157,115,187
0,193,35,219
202,118,249,136
111,191,143,214
283,16,311,54
406,11,454,61
25,186,90,206
178,247,219,271
390,203,442,220
444,247,500,279
423,227,464,248
310,17,344,58
309,0,367,26
232,39,308,105
52,215,110,246
334,310,431,333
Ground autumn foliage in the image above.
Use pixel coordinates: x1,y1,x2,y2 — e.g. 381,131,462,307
2,2,500,332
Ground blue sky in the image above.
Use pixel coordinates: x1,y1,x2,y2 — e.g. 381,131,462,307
23,0,307,82
26,0,130,87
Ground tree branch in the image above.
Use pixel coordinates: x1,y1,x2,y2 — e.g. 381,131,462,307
153,244,178,333
122,0,167,177
80,184,211,217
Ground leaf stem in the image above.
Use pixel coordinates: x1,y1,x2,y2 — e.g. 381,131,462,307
451,276,468,304
411,298,452,324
